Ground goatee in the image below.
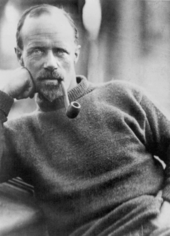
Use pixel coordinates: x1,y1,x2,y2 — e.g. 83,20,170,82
36,70,64,102
40,82,63,102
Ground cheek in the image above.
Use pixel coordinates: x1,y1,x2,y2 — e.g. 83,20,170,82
61,57,75,72
24,57,42,76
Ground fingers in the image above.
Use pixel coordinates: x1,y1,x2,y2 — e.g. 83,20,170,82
22,67,35,89
151,201,170,230
17,67,36,100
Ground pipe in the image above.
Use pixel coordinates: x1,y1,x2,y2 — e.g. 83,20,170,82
60,80,81,119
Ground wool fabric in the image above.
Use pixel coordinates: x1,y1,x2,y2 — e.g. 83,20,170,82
0,76,170,236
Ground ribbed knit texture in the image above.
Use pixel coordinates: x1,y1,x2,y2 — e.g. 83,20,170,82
0,76,170,236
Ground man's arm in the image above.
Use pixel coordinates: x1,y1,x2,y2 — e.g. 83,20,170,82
138,92,170,227
0,67,35,182
140,93,170,201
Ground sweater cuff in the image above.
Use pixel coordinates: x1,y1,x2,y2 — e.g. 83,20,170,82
0,90,14,116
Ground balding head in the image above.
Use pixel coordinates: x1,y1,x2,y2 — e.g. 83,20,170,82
16,4,79,50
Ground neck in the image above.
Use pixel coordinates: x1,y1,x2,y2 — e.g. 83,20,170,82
36,75,92,112
68,75,78,91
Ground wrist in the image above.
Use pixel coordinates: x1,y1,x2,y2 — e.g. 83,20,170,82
1,86,15,98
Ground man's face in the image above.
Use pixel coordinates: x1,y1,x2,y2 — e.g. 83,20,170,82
19,11,80,101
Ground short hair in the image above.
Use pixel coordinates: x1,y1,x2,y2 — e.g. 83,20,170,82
16,4,79,49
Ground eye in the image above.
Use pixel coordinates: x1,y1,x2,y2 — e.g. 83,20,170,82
54,48,68,57
31,48,44,55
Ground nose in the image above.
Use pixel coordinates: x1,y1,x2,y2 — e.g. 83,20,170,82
44,51,58,71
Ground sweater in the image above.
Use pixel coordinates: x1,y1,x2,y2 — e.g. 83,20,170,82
0,76,170,236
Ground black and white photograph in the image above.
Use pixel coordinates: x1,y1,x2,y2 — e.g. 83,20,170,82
0,0,170,235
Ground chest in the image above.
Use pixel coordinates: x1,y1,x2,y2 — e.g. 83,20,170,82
18,104,146,179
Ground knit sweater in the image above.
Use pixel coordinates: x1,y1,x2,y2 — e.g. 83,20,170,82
0,76,170,236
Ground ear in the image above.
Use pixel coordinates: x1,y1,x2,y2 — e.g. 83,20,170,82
15,47,24,66
74,45,81,64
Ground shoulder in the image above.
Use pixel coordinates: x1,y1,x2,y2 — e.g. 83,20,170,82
92,79,144,103
104,79,143,93
4,111,38,133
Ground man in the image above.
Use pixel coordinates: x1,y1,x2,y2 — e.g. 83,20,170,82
0,3,170,236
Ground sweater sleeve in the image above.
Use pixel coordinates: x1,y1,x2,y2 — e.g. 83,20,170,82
0,90,16,183
139,93,170,202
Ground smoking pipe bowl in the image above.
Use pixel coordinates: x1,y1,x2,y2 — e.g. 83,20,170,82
60,80,81,119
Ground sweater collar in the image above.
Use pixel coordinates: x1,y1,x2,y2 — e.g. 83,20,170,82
36,75,90,111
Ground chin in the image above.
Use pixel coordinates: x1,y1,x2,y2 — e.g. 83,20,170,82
39,86,63,102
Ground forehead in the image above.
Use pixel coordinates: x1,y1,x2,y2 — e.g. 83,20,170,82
21,11,75,47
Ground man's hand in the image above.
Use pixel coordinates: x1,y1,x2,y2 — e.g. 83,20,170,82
1,67,35,99
151,190,170,229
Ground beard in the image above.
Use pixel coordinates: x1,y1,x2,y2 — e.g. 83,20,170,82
36,70,64,102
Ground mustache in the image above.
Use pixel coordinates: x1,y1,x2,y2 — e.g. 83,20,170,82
37,70,64,81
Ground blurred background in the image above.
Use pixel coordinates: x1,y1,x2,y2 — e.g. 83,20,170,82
0,0,170,118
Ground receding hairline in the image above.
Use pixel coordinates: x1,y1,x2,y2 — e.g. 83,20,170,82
25,5,70,21
16,4,79,49
22,9,75,36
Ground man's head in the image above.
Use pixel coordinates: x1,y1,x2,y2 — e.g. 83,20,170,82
15,4,80,101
